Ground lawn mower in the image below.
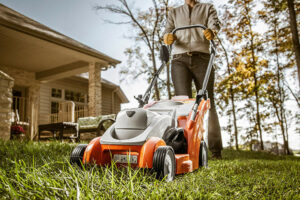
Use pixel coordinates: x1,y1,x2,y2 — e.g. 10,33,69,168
70,24,216,182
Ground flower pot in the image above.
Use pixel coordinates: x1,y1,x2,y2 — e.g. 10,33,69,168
11,134,26,141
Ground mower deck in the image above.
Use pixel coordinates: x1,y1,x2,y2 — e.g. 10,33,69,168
81,98,210,175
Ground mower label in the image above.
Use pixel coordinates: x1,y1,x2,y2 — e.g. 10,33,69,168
113,154,138,164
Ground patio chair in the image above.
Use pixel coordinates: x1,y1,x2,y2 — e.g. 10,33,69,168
78,114,116,139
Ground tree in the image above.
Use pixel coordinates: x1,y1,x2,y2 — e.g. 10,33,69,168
224,0,269,150
287,0,300,86
95,0,174,100
215,5,241,150
259,0,294,154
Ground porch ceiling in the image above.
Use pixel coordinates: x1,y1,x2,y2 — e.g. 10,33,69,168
0,24,102,73
0,3,121,82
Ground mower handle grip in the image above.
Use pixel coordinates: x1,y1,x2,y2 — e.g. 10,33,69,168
170,24,216,53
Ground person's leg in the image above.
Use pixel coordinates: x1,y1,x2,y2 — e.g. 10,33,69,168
171,54,193,97
191,53,223,158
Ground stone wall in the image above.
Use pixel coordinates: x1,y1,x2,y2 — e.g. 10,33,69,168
88,62,102,116
0,66,40,140
0,70,14,141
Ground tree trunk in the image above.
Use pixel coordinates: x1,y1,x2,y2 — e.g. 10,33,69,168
274,20,290,155
217,36,239,150
249,127,253,151
151,49,160,100
283,111,291,155
166,63,172,99
287,0,300,86
245,2,264,150
274,134,279,155
254,87,264,150
164,1,172,100
251,39,264,150
231,91,239,150
273,101,288,154
284,81,300,107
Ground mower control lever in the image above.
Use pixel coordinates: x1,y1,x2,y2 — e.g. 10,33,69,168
134,94,144,107
136,45,169,108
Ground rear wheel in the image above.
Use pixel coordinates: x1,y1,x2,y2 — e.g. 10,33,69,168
153,146,176,182
199,141,208,168
70,144,87,167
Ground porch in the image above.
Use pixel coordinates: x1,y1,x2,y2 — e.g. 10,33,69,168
0,3,121,140
13,95,89,124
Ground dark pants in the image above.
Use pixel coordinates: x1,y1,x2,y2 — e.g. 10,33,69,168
171,52,222,153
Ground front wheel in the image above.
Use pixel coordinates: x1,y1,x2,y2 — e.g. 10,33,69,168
70,144,87,167
199,141,208,168
153,146,176,182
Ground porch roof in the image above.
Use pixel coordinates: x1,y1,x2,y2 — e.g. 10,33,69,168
0,4,121,81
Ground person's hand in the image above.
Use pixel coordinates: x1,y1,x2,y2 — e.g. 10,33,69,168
163,33,176,45
203,29,215,40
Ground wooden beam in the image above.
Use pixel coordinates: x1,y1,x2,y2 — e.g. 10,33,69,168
36,61,89,81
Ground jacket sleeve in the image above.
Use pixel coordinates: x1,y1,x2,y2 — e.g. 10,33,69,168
164,9,175,34
207,5,221,31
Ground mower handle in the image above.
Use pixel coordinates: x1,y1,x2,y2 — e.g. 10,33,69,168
170,24,216,53
169,24,217,121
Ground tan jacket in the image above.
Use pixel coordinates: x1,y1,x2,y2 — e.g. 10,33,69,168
164,2,220,54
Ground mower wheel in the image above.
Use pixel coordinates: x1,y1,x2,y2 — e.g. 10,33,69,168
199,141,208,168
153,146,176,182
70,144,87,167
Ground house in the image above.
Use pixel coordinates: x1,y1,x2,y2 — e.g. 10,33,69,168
0,4,128,140
37,75,128,125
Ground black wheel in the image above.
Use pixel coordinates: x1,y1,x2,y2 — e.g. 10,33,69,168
199,141,208,168
153,146,176,182
162,128,187,154
70,144,87,167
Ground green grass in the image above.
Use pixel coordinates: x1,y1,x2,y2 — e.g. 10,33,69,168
0,140,299,199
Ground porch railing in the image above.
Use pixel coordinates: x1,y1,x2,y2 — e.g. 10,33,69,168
50,103,88,123
12,96,28,122
75,105,89,122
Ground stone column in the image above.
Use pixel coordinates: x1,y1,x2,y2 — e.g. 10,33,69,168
0,71,14,141
88,62,102,117
28,84,40,140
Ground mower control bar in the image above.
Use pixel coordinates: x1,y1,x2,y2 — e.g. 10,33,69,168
171,24,216,53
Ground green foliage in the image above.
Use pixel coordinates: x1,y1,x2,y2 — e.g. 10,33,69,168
0,141,299,199
216,0,270,150
215,0,299,152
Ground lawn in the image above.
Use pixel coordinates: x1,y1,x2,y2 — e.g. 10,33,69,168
0,140,299,199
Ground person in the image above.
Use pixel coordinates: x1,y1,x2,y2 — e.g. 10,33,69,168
163,0,222,159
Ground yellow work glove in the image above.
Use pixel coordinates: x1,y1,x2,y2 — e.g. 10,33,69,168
203,29,215,40
163,33,176,45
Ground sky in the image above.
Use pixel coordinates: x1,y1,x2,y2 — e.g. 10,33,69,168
1,0,299,150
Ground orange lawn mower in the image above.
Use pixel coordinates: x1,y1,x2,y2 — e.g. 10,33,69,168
70,24,216,181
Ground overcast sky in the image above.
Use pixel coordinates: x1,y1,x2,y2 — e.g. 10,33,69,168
1,0,299,149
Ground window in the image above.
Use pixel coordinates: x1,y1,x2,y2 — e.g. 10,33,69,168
51,88,62,98
51,102,59,114
65,89,85,103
